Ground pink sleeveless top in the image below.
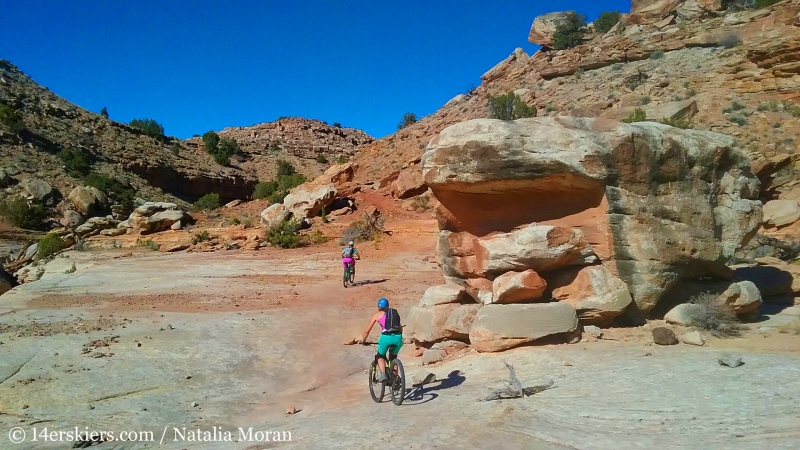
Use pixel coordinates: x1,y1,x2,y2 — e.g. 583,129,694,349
377,312,387,332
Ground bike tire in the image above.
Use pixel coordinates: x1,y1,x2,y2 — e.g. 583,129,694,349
343,267,349,288
389,359,406,406
368,360,385,403
349,267,355,284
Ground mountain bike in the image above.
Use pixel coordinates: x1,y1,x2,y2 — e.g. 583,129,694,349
367,345,406,405
343,261,355,287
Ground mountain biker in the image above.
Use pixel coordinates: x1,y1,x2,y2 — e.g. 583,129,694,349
341,240,360,277
358,298,402,382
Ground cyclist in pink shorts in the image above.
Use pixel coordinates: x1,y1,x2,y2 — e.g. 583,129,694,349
342,240,360,276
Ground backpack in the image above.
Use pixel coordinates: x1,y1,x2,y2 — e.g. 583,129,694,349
343,247,355,258
383,308,401,334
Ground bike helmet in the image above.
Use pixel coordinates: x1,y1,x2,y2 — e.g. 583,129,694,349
377,298,389,309
348,241,354,246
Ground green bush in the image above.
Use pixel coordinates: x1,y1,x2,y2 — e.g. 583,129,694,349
192,230,211,244
268,190,288,204
660,116,693,129
0,197,46,229
85,172,136,210
58,148,91,177
639,96,651,106
594,11,620,34
487,93,537,120
315,154,328,164
202,131,220,152
304,230,329,245
204,136,240,166
37,233,63,258
194,193,221,212
100,107,108,119
397,112,417,130
276,159,296,177
253,181,278,200
754,0,782,8
266,219,303,248
731,99,747,111
129,118,165,140
623,108,647,123
337,155,348,164
333,122,342,128
552,12,587,50
650,50,665,60
0,103,24,134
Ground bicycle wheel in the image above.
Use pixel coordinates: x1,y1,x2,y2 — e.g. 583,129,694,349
343,266,349,288
349,265,355,284
389,359,406,406
368,360,385,403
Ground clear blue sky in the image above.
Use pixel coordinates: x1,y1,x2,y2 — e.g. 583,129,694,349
1,0,630,139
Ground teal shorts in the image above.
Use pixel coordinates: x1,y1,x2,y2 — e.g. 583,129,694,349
377,333,403,356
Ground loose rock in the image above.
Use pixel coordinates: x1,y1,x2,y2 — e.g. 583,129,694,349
652,327,678,345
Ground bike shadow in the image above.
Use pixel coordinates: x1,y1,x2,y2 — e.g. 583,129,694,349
403,370,466,406
351,279,388,287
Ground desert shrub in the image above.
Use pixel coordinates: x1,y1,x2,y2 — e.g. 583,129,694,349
333,122,342,128
594,11,620,34
686,293,743,337
411,195,431,211
686,88,697,98
100,107,108,118
84,172,136,210
304,230,329,245
660,116,694,129
339,214,385,245
552,12,587,50
337,155,348,164
321,206,328,223
611,63,623,72
0,103,24,134
137,239,160,251
722,105,733,114
0,197,46,229
58,147,91,177
241,215,255,228
639,96,651,106
397,112,417,130
731,99,747,111
37,233,63,259
192,230,211,244
253,181,278,200
129,118,164,140
729,112,749,126
315,154,328,164
64,262,77,274
773,121,782,129
266,219,303,249
74,237,90,251
268,190,288,204
574,68,584,80
623,108,647,123
202,131,220,152
758,101,779,112
754,0,782,8
719,34,741,49
777,319,800,335
171,142,181,156
194,193,221,212
276,159,296,177
545,104,557,113
786,102,800,118
650,50,665,60
487,93,537,120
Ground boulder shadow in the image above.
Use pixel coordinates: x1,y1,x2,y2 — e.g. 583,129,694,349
403,370,466,406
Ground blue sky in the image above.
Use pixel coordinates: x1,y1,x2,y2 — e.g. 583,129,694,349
1,0,630,139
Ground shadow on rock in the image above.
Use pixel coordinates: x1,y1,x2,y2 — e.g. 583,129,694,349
404,370,466,405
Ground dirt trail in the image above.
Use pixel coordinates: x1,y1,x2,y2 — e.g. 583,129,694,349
2,218,800,449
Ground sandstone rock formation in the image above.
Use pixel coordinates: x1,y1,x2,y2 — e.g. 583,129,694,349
123,202,190,234
491,270,547,304
423,117,761,316
68,186,109,217
420,284,469,307
469,303,579,352
664,303,702,325
528,11,577,47
718,280,762,315
762,199,800,228
549,265,634,325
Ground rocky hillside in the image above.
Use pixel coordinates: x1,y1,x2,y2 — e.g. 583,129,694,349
354,0,800,206
0,60,372,207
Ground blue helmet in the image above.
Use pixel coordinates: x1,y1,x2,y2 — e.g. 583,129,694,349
377,298,389,309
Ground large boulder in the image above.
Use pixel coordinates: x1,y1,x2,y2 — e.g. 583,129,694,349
23,179,55,205
68,186,108,216
125,202,189,233
283,184,337,219
0,265,18,295
549,265,634,325
491,270,547,304
469,302,579,352
420,284,469,307
75,217,119,236
392,168,427,199
60,210,85,228
664,303,702,326
718,280,762,315
629,0,684,25
441,304,482,340
423,117,761,315
404,303,460,344
260,203,291,228
762,199,800,228
528,11,576,47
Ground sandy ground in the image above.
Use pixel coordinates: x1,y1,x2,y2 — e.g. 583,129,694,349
2,218,800,449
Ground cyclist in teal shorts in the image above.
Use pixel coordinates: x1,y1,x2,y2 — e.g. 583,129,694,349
358,298,402,381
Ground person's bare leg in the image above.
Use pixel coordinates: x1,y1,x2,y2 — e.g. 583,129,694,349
377,356,386,379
